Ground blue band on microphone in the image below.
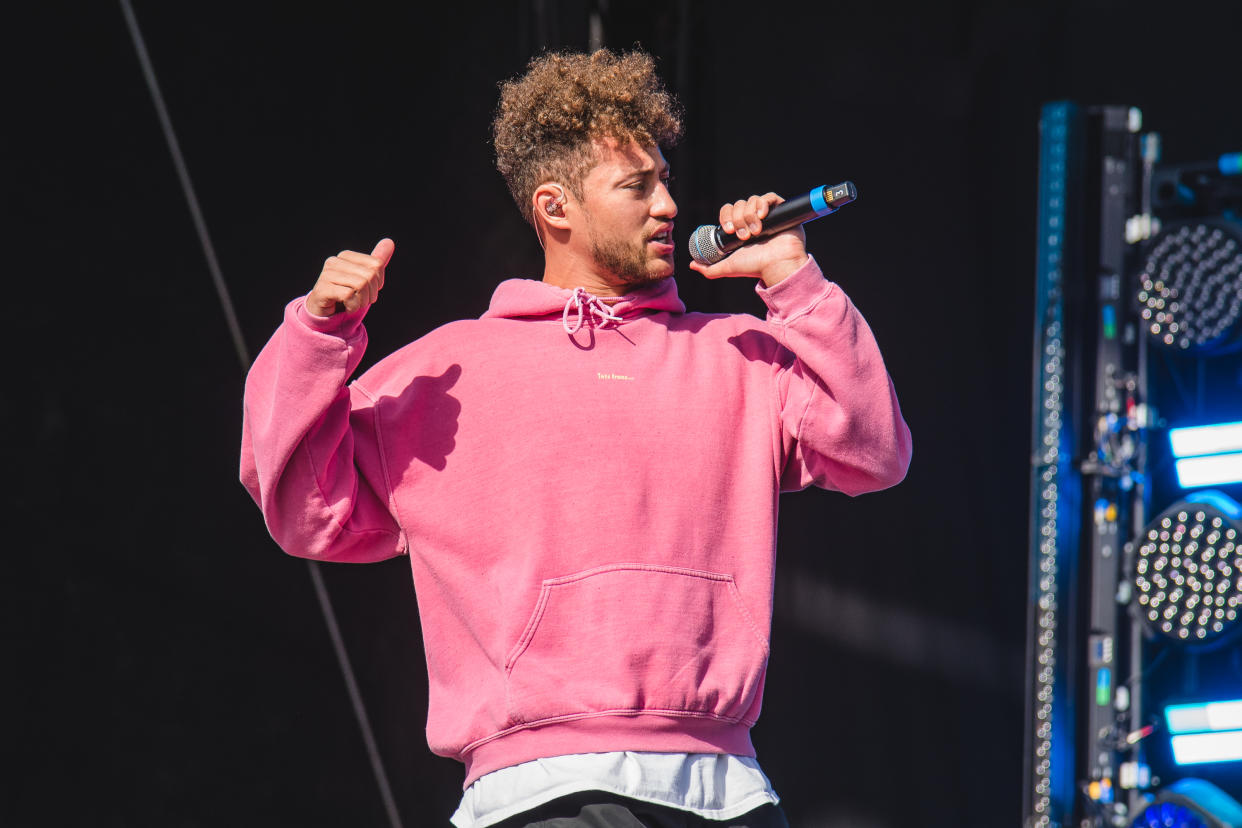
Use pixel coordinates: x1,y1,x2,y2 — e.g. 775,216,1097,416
809,185,831,215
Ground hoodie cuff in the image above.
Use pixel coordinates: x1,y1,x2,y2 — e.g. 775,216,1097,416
293,296,367,337
754,255,836,323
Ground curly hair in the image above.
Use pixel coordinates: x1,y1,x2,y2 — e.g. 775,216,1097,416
492,49,684,227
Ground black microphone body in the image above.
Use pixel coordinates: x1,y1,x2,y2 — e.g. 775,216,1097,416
688,181,857,265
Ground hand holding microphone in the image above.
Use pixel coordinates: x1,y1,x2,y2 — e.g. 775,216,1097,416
687,182,856,287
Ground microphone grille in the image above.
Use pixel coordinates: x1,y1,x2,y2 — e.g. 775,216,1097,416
688,224,725,265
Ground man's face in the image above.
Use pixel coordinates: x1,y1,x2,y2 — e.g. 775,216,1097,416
574,139,677,288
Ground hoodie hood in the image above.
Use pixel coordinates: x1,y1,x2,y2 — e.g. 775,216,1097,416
481,276,686,324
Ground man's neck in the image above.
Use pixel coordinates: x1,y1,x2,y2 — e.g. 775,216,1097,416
541,256,644,297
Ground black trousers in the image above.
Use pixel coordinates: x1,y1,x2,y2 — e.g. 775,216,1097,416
487,790,791,828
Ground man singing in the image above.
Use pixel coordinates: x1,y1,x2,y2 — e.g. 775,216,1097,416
241,49,911,828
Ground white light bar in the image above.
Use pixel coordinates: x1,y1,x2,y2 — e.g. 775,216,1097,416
1166,700,1242,734
1170,730,1242,765
1171,422,1242,458
1176,452,1242,488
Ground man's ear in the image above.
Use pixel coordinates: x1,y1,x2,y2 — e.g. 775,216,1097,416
533,183,570,227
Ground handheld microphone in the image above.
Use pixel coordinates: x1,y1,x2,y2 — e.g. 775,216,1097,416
687,182,857,265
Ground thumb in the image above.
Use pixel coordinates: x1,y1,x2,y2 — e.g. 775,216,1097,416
371,237,396,266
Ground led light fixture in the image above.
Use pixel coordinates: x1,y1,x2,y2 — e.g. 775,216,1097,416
1024,101,1073,828
1165,700,1242,767
1178,454,1242,489
1171,731,1242,765
1172,422,1242,459
1172,424,1242,488
1130,778,1242,828
1137,219,1242,352
1167,699,1242,734
1132,500,1242,645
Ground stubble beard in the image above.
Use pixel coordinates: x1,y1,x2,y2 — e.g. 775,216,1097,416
587,221,672,287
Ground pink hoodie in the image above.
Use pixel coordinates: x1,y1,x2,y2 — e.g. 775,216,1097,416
241,256,911,787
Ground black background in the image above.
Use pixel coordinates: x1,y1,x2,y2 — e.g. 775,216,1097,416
11,1,1242,826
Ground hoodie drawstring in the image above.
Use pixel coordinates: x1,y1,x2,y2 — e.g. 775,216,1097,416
562,287,623,334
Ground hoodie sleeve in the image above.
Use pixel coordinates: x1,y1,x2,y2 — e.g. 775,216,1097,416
756,256,913,496
239,298,406,562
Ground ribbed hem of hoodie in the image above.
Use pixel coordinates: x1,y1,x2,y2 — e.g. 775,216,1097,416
459,714,757,789
294,296,367,336
754,255,833,323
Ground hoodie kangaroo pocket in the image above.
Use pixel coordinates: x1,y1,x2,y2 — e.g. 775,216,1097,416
503,563,770,727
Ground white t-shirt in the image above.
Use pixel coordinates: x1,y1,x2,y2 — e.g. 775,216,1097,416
451,752,779,828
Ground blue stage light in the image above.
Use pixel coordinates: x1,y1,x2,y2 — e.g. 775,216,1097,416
1130,778,1242,828
1186,491,1242,520
1171,422,1242,459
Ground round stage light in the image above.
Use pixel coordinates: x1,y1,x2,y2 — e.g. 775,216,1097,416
1131,778,1242,828
1133,501,1242,646
1136,219,1242,352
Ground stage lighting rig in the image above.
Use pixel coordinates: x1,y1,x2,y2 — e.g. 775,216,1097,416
1026,103,1242,828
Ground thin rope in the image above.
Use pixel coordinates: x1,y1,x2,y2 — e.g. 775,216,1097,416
118,3,404,825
